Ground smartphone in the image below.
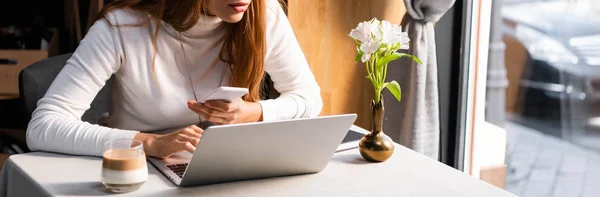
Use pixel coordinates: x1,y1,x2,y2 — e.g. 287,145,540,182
200,87,249,103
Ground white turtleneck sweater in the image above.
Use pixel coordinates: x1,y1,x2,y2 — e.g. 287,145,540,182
26,0,322,157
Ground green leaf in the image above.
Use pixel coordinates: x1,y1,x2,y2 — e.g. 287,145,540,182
395,52,422,65
355,52,363,62
378,53,422,67
377,53,400,68
410,55,423,64
384,81,402,102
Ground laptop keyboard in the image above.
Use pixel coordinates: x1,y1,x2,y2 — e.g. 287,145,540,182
166,163,189,178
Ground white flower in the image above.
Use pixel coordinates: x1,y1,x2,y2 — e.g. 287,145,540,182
349,21,373,43
369,18,382,42
380,20,399,44
399,32,410,49
350,18,412,62
400,44,410,50
393,24,404,35
360,40,380,54
361,52,371,63
360,40,381,62
379,20,410,47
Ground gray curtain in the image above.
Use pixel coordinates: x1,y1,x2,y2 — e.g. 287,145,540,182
383,0,455,160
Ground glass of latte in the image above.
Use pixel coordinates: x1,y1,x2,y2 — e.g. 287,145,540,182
101,139,148,193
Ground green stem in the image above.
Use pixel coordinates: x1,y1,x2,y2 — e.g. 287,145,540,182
381,49,394,85
366,59,372,83
373,52,384,104
376,57,381,104
369,58,380,104
383,54,390,82
376,53,382,84
366,60,377,96
374,88,381,104
370,62,376,86
370,58,377,87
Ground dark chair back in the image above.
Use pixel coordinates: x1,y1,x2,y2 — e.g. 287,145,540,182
18,53,114,127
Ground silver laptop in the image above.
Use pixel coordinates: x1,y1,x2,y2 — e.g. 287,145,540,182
148,114,358,187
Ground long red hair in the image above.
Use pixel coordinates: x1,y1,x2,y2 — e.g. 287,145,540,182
97,0,270,102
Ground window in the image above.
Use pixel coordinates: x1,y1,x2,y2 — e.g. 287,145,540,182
491,0,600,196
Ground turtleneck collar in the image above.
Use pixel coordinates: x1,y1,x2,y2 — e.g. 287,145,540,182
180,15,225,37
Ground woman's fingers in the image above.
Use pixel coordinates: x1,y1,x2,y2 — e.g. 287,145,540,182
186,100,243,125
181,125,204,136
149,126,207,158
207,115,230,125
188,107,229,125
188,107,206,118
180,141,196,153
188,101,229,118
205,100,237,112
179,128,202,139
177,134,200,146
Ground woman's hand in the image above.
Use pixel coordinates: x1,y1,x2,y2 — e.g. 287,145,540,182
187,99,263,125
134,125,204,159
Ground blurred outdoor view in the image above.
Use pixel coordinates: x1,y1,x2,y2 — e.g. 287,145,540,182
497,0,600,196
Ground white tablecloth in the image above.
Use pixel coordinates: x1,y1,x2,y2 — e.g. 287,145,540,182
0,126,515,197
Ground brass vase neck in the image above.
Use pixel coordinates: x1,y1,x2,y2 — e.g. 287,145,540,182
371,98,384,134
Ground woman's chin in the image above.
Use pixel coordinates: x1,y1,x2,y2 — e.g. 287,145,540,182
219,14,245,23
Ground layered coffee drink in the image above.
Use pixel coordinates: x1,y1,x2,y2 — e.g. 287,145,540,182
101,140,148,193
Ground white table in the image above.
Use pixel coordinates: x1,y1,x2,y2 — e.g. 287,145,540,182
0,126,515,197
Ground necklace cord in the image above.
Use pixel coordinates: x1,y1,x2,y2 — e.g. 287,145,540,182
178,32,204,126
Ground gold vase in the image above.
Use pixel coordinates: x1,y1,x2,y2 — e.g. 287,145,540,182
359,97,395,162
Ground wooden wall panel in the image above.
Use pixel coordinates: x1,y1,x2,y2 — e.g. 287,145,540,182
288,0,406,129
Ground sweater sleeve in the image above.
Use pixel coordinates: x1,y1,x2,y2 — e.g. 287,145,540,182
258,0,323,121
26,17,139,157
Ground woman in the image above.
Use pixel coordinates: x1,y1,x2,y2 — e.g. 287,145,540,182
26,0,322,158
